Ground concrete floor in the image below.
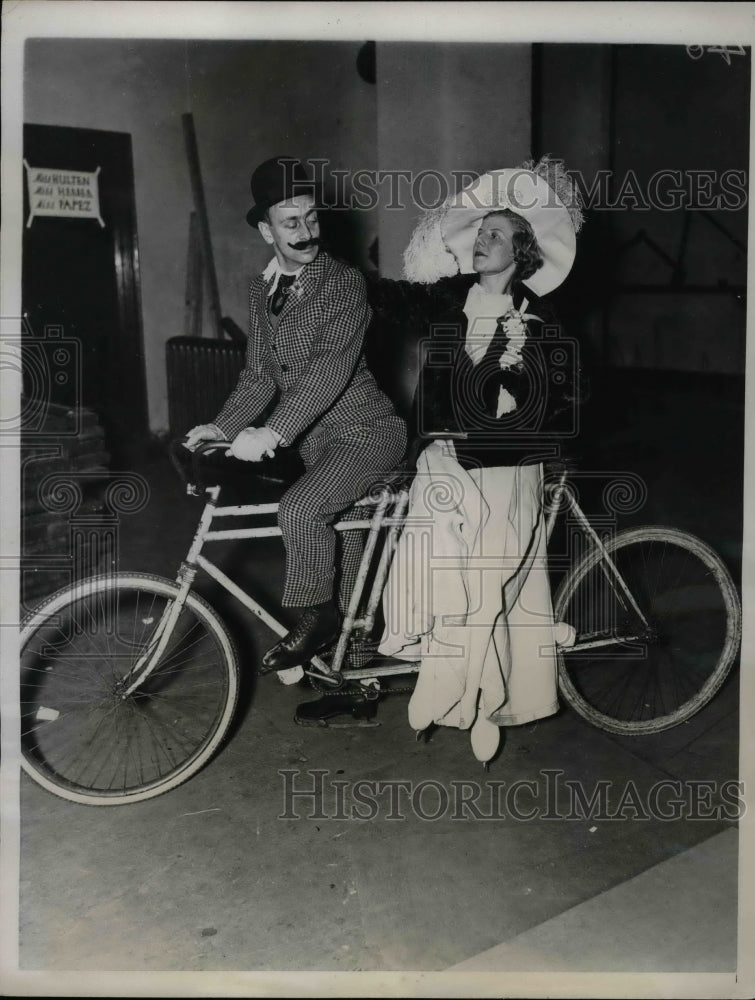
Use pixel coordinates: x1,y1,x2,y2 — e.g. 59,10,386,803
16,369,744,977
449,827,739,973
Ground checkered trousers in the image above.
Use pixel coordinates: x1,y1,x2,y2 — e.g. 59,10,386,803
279,416,406,607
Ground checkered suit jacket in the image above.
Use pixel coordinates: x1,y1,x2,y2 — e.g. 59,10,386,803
214,251,398,447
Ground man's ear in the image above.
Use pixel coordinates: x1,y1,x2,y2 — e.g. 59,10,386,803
258,221,274,245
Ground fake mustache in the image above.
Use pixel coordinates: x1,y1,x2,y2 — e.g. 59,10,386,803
289,237,320,251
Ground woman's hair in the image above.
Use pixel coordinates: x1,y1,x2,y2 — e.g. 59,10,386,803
484,209,543,282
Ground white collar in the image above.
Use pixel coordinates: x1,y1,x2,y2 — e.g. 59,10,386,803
262,257,306,296
462,284,514,365
465,282,513,303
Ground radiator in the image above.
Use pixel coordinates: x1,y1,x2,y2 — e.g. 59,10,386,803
166,336,244,436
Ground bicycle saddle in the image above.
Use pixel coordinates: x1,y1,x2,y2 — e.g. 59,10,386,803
169,438,304,497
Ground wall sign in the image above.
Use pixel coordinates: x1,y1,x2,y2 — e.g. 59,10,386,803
24,161,104,227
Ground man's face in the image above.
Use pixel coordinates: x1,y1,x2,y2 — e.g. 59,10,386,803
472,213,516,275
258,194,320,271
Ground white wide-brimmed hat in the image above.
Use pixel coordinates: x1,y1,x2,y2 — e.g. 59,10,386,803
403,157,584,296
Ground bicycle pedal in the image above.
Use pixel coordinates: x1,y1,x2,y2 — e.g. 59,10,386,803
315,717,380,729
357,678,381,700
294,686,379,728
294,714,380,729
275,665,305,686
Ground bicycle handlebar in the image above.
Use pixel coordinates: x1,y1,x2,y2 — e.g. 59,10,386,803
169,436,236,494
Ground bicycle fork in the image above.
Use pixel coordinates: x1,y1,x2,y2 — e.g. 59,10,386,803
120,488,221,698
554,480,651,651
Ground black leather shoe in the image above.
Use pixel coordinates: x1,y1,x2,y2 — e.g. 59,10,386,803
294,688,379,727
261,601,340,672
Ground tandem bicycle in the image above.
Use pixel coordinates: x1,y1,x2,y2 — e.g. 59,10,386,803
19,440,742,805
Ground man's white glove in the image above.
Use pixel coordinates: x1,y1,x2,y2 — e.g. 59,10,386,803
229,426,281,462
184,423,225,451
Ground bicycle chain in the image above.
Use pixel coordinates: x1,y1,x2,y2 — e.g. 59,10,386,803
379,683,416,696
308,638,417,697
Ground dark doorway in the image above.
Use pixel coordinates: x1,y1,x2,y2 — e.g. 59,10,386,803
22,124,149,466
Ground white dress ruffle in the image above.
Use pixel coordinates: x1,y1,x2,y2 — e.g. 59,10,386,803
379,442,560,762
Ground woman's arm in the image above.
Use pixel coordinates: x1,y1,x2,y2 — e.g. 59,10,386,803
364,272,435,323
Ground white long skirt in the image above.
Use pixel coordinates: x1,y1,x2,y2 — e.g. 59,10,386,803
380,460,559,746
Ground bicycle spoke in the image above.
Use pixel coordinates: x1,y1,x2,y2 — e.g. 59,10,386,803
557,528,739,734
132,706,187,772
21,577,238,800
55,701,121,788
130,589,162,671
138,706,200,762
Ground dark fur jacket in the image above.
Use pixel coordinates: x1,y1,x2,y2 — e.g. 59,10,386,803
366,272,583,469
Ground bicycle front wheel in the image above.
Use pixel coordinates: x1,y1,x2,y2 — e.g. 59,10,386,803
555,527,741,735
20,572,239,805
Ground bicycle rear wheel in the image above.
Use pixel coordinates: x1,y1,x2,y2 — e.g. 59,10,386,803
20,572,239,805
555,527,740,735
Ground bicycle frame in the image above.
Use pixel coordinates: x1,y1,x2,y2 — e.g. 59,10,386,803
195,485,414,683
544,475,649,651
123,481,412,694
123,462,648,698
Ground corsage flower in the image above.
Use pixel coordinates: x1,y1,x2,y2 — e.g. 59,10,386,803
496,307,541,415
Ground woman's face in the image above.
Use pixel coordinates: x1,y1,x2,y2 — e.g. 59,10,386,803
472,214,517,275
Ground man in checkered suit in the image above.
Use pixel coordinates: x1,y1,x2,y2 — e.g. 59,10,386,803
186,157,406,670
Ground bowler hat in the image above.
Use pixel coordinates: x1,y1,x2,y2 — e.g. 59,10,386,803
246,156,316,227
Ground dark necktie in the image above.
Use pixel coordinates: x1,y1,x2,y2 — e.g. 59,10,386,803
270,274,296,316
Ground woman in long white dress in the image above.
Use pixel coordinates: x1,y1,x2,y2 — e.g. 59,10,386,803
376,157,584,762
